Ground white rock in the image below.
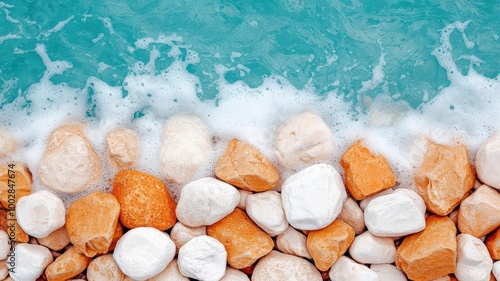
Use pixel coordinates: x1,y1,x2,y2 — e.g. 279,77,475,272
456,234,493,281
0,130,15,158
475,131,500,189
106,128,140,168
338,197,365,235
160,114,212,183
364,192,425,237
276,226,311,259
113,227,175,281
252,250,322,281
246,191,288,236
329,256,380,281
0,260,7,280
86,254,124,281
359,188,394,210
149,259,189,281
7,243,53,281
220,267,249,281
170,222,206,249
349,231,396,264
176,177,240,227
493,261,500,280
0,231,9,260
15,190,65,238
281,164,347,230
178,235,227,281
393,188,426,215
274,112,334,169
237,189,252,210
370,264,407,281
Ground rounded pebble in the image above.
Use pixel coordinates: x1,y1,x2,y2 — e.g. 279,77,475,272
178,235,227,281
246,191,288,236
7,243,53,281
87,254,124,281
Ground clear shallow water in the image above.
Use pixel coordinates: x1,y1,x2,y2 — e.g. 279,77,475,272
1,0,500,202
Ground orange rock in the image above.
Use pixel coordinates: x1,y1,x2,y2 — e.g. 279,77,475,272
486,227,500,260
0,209,29,242
66,192,120,257
340,141,395,200
458,185,500,238
414,141,475,216
307,219,355,271
37,227,70,251
107,221,124,252
112,170,176,230
207,208,274,269
215,139,279,192
0,163,32,209
45,246,91,281
86,254,124,281
395,215,457,281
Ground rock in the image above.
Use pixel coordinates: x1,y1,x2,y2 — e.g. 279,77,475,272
113,227,175,281
66,192,120,257
0,163,32,209
148,259,188,281
0,230,9,260
176,177,240,227
274,112,334,169
0,209,29,243
364,191,425,237
159,114,212,183
329,256,380,281
107,222,123,253
170,222,206,250
393,188,426,215
414,141,474,216
456,234,493,281
0,261,7,280
178,235,227,281
349,231,396,264
38,124,102,193
494,261,500,280
276,226,311,259
338,197,365,235
370,264,407,281
458,185,500,238
15,190,65,238
0,130,15,157
86,254,124,281
476,131,500,190
7,243,53,281
215,139,279,192
486,227,500,260
112,170,176,230
359,188,394,211
37,227,70,251
220,267,249,281
281,164,346,230
207,208,273,269
252,250,322,281
106,128,140,168
237,189,252,210
449,210,459,225
395,215,457,281
307,219,354,271
45,246,91,281
246,191,288,236
340,141,396,200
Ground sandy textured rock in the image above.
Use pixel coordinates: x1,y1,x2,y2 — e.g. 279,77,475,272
349,231,396,264
476,131,500,190
0,163,32,209
414,141,474,216
7,243,53,281
274,112,334,169
148,259,188,281
252,250,322,281
178,235,227,281
106,128,140,168
307,219,355,271
458,185,500,238
176,177,239,227
66,192,120,257
207,208,273,269
38,124,102,193
159,114,212,183
216,139,279,192
281,164,347,230
170,222,206,250
338,197,365,235
0,209,29,243
37,227,70,251
340,141,396,200
329,256,380,281
395,215,457,281
360,188,394,210
246,191,288,236
370,264,407,281
112,170,176,230
0,130,15,157
486,227,500,260
276,226,311,259
86,254,124,281
220,267,249,281
107,221,123,252
456,234,493,281
45,246,91,281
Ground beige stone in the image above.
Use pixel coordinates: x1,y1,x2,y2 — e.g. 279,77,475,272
66,192,120,257
148,259,189,281
86,254,124,281
276,226,311,259
252,250,322,281
37,226,70,251
170,222,206,250
45,246,91,281
307,219,355,271
458,185,500,238
215,139,279,192
395,215,457,281
0,209,28,243
0,130,15,158
338,197,365,235
414,141,475,216
207,208,274,269
0,163,32,209
486,227,500,260
340,141,396,200
106,128,140,168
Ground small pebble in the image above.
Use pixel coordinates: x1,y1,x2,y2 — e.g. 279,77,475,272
276,226,311,259
370,264,407,281
178,235,227,281
246,191,288,236
252,250,322,281
456,234,493,281
7,243,53,281
170,222,206,250
329,256,380,281
349,231,396,264
86,254,124,281
148,259,188,281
